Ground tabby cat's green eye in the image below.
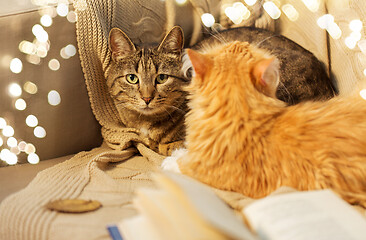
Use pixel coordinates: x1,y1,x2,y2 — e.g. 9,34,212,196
126,74,139,84
156,74,169,84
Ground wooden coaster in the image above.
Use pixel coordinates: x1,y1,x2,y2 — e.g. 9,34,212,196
46,199,102,213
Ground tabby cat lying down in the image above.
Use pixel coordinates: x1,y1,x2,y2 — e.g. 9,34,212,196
162,41,366,208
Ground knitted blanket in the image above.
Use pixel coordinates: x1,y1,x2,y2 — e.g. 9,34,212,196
0,0,275,239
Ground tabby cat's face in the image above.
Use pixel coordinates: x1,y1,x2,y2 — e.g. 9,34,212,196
106,27,188,116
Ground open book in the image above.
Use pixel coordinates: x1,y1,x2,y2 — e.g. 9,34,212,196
107,172,366,240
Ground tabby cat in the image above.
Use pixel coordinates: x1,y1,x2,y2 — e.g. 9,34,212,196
192,27,336,104
163,41,366,207
106,26,189,155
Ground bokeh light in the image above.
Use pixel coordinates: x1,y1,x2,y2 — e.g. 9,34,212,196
263,1,281,20
57,3,69,17
360,89,366,100
24,143,36,154
27,153,40,164
15,98,27,111
10,58,23,74
34,126,46,138
7,137,17,148
2,126,14,137
24,81,38,94
40,14,53,27
26,115,38,127
244,0,257,6
201,13,215,27
48,90,61,106
48,59,60,71
0,118,6,129
8,83,22,97
282,4,299,22
67,11,77,23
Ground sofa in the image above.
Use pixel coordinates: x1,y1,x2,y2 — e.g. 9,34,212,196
1,0,366,239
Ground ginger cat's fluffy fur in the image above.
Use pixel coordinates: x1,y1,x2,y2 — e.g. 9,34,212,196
163,41,366,207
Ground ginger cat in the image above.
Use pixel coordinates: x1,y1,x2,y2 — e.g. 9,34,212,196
163,41,366,207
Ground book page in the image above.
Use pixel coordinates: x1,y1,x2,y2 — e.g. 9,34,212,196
243,190,366,240
157,172,258,240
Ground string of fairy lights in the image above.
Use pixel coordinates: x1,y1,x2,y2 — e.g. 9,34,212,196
1,0,365,166
0,0,77,166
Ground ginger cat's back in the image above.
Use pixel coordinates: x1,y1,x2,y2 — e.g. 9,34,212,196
178,41,366,207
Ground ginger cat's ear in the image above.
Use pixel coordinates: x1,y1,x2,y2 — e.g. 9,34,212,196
186,49,211,78
158,26,184,55
252,57,280,98
109,28,136,61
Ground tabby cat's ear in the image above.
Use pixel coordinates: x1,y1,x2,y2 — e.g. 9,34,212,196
109,28,136,61
186,49,211,79
158,26,184,54
252,58,279,98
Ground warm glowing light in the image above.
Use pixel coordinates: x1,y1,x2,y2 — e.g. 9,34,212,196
10,58,23,73
349,19,363,32
36,45,48,58
40,14,53,27
301,0,319,12
34,126,46,138
317,14,334,29
0,149,10,161
350,31,362,42
48,90,61,106
15,98,27,111
6,153,17,165
282,4,299,22
7,137,17,148
24,143,36,154
8,83,22,97
28,153,40,164
57,3,69,17
0,149,17,165
32,24,48,43
67,11,77,23
175,0,187,5
11,147,20,155
2,126,14,137
225,2,250,25
48,59,60,71
263,1,281,20
345,36,357,49
26,54,41,65
244,0,257,6
24,81,38,94
65,44,77,57
26,115,38,127
18,141,27,151
19,41,36,55
201,13,215,27
360,89,366,100
0,118,6,129
60,48,69,59
0,138,3,147
327,22,342,40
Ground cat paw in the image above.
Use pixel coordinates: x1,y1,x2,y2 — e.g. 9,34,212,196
161,156,181,173
161,148,187,173
159,140,185,156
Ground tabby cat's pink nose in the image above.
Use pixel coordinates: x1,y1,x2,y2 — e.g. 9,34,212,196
142,97,153,105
